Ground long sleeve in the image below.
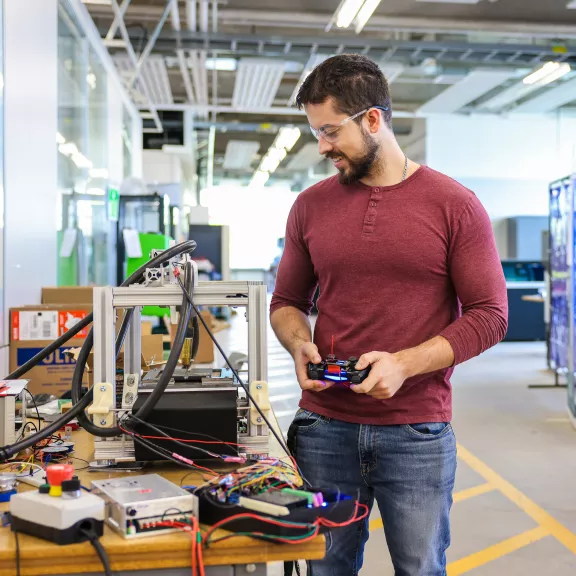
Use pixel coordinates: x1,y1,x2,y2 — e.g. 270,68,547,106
270,199,318,316
440,196,508,364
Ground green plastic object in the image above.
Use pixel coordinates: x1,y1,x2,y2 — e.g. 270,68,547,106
57,229,78,286
126,233,173,316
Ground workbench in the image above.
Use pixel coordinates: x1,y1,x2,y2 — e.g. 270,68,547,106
0,418,325,575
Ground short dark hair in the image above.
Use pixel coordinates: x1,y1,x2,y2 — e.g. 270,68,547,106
296,54,392,128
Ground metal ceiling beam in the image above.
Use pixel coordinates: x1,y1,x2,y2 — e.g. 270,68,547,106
105,0,130,41
127,0,174,89
418,68,518,114
148,103,419,118
218,9,576,40
120,30,576,70
110,0,163,133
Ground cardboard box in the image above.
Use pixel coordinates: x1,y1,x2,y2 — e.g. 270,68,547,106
42,286,95,305
9,305,92,396
9,337,88,396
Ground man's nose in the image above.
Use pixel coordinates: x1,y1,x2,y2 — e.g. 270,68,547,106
318,136,333,156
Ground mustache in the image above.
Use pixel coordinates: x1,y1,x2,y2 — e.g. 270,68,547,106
325,151,346,160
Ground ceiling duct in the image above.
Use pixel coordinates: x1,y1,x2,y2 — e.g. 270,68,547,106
223,140,260,170
418,69,516,114
233,58,285,110
286,143,323,171
114,55,173,105
511,76,576,114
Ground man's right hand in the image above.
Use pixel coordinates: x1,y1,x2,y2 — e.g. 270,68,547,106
294,342,334,392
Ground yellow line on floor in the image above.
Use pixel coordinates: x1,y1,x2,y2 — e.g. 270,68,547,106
457,444,576,555
368,483,495,531
453,482,495,503
446,526,551,575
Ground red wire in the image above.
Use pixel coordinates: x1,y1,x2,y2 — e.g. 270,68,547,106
136,433,252,448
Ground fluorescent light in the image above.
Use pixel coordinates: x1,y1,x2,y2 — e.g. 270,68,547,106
267,147,287,163
354,0,382,33
274,127,301,152
58,143,79,156
72,153,93,169
250,170,270,187
205,58,237,71
336,0,364,28
523,62,571,86
261,154,282,173
261,148,287,173
569,1,576,8
89,168,109,179
56,132,66,145
86,188,106,196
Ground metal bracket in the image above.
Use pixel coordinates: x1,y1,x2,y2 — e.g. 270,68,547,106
122,374,139,409
88,383,115,427
249,381,270,426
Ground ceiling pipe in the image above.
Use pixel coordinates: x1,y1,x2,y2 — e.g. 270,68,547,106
186,0,197,32
218,9,576,40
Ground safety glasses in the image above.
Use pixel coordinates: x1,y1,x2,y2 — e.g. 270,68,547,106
309,106,389,143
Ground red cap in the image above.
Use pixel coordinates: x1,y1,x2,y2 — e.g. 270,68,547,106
46,464,75,487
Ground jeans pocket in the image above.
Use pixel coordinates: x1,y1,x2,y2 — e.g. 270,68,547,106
406,422,451,438
292,409,329,432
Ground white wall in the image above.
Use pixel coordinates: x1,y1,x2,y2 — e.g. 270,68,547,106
426,113,576,255
143,150,182,184
3,0,58,374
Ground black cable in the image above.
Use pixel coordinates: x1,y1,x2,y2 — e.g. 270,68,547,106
80,529,112,576
7,315,93,380
0,241,197,461
24,389,41,425
175,274,295,466
0,390,93,462
70,243,197,437
131,419,242,456
72,259,194,437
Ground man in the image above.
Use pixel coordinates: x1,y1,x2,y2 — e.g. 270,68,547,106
270,54,508,576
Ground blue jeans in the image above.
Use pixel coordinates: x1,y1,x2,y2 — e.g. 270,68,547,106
287,409,457,576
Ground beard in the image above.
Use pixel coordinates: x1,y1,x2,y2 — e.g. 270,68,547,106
326,128,380,185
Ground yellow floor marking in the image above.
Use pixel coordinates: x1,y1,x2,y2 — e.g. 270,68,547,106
457,444,576,555
453,482,494,503
368,483,495,531
446,526,551,576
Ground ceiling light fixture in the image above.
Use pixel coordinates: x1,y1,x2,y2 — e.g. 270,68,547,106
249,126,301,187
335,0,364,28
273,127,301,152
354,0,382,33
250,170,270,188
523,62,571,86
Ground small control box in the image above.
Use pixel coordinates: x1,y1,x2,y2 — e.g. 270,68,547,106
91,474,197,538
308,354,371,386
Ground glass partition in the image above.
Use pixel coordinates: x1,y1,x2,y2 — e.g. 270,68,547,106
57,0,110,286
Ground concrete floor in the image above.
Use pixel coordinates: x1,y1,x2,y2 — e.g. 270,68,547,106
217,313,576,575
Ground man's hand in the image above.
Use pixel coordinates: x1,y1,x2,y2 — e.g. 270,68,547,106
294,342,334,392
350,351,408,400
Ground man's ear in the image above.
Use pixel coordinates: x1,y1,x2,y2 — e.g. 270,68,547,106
365,108,382,134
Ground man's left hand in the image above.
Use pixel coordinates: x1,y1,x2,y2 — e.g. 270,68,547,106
350,351,409,400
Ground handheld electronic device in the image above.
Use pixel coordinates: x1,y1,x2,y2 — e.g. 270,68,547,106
307,354,371,385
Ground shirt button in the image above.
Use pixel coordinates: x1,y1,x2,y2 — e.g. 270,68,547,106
370,201,376,207
374,188,380,192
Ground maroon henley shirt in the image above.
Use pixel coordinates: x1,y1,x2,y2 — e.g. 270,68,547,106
270,166,508,425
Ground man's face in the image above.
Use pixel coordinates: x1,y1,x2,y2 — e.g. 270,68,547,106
305,100,380,185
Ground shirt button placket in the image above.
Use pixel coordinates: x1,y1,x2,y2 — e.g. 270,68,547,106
362,188,382,235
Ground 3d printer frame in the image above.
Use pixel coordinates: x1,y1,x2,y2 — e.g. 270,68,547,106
89,280,270,465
